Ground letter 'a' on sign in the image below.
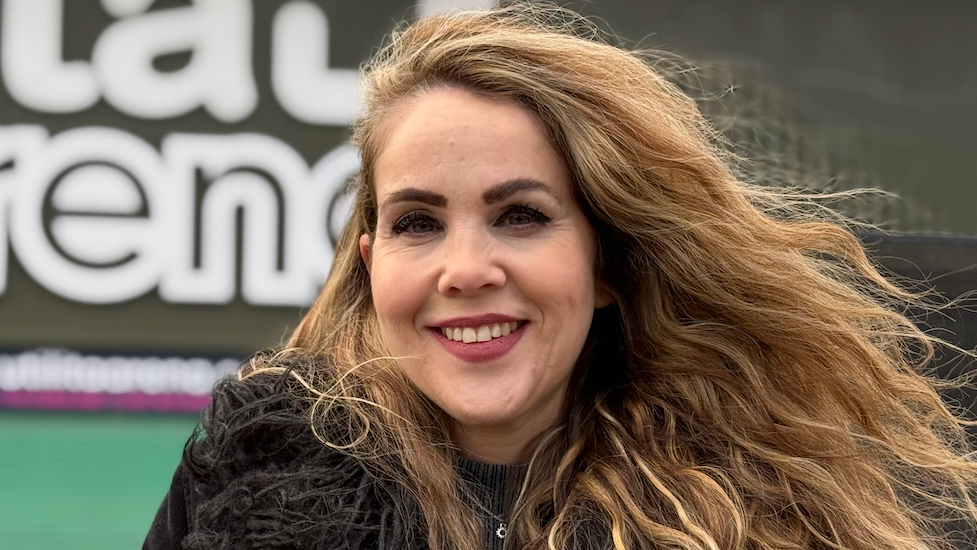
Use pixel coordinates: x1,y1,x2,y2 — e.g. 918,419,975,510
93,0,257,123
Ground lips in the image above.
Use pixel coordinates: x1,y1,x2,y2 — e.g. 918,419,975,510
428,315,527,363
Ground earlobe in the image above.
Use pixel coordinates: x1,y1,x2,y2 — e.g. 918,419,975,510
359,234,372,274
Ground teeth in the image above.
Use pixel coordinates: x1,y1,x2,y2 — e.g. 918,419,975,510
440,321,520,343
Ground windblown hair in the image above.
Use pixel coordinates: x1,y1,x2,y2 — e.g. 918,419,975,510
259,3,977,549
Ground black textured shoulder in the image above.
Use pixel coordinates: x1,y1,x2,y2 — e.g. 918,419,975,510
175,355,427,550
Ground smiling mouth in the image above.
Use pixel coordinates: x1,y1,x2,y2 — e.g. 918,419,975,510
438,321,523,343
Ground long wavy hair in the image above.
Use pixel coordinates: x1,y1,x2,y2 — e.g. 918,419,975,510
257,3,977,549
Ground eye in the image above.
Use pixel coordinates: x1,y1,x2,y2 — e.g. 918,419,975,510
496,204,551,227
392,212,441,235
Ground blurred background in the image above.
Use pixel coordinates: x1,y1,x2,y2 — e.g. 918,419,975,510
0,1,974,548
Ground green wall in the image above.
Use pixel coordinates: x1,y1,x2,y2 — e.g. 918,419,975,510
0,412,198,549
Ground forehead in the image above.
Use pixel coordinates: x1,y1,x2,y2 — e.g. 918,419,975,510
372,87,570,199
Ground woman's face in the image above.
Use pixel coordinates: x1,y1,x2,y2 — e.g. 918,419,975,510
361,87,610,460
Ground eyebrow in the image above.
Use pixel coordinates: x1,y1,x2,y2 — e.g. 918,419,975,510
379,178,552,210
482,178,550,204
381,188,448,208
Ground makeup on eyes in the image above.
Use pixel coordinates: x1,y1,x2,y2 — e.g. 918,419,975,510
392,211,439,234
390,203,552,236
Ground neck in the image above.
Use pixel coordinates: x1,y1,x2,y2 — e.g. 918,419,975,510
450,391,566,464
452,420,549,464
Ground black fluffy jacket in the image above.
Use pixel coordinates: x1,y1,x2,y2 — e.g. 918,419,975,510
143,371,430,550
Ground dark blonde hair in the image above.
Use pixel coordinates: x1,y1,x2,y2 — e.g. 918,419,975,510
268,3,977,549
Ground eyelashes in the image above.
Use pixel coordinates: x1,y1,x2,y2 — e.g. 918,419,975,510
497,204,551,227
391,204,552,235
392,212,438,234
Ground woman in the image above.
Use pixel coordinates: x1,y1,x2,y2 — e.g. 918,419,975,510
145,4,977,550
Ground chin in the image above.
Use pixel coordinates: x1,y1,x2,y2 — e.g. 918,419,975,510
446,404,514,427
441,396,525,429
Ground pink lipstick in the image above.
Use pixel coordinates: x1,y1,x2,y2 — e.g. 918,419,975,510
429,316,526,363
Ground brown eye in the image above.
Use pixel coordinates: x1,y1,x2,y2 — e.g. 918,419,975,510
392,212,440,234
505,212,534,225
497,204,551,227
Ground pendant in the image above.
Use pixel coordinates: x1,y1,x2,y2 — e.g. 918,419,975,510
496,522,507,539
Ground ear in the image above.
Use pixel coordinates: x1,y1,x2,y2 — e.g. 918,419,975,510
359,234,372,274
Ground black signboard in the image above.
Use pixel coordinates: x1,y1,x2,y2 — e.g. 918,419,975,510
0,0,974,413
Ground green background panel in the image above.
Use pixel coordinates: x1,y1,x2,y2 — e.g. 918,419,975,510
0,412,199,550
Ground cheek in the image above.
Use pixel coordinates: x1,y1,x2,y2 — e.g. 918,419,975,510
370,256,425,341
531,271,592,313
534,239,598,306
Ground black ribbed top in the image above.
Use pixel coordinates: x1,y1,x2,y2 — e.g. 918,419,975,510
456,458,528,550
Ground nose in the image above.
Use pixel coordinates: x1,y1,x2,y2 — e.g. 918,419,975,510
436,226,506,296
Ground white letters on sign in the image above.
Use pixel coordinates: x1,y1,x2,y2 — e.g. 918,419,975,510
0,0,498,305
415,0,497,17
0,0,101,112
159,133,318,305
272,1,360,125
12,127,166,304
0,125,360,305
94,0,257,122
0,0,362,124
